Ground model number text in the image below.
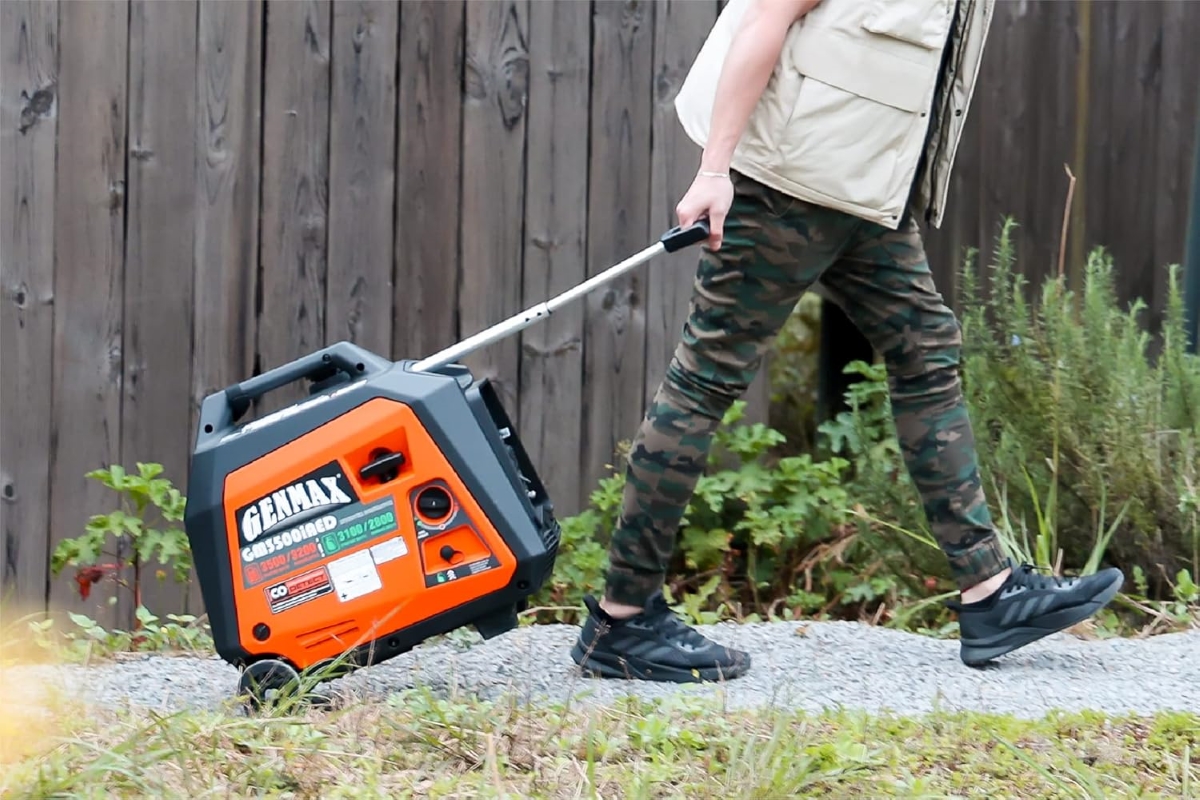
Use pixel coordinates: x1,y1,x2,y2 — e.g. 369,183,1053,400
241,514,337,562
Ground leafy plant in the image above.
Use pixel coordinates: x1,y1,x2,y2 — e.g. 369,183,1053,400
534,400,914,623
678,399,855,616
817,360,898,472
51,462,191,624
25,609,213,662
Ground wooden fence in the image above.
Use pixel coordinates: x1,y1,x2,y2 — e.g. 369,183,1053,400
3,0,1198,625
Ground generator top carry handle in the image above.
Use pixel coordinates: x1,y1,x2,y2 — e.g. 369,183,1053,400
410,218,710,373
222,344,392,424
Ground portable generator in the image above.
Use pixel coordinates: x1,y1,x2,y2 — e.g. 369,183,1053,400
183,220,709,707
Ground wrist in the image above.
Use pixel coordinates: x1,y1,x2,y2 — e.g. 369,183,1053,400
699,146,734,176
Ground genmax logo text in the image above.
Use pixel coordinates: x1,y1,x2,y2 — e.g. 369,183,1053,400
240,475,352,543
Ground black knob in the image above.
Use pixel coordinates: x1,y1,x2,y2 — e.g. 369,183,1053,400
253,623,270,641
417,487,452,519
440,544,460,563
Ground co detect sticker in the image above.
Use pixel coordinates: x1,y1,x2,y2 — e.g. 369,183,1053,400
264,566,333,614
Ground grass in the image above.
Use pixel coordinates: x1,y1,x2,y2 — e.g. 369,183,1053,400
4,593,1199,798
1,667,1196,800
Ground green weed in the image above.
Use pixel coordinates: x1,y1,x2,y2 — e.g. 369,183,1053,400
49,462,192,628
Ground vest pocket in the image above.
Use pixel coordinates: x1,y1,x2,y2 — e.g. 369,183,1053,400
860,0,954,49
773,28,938,217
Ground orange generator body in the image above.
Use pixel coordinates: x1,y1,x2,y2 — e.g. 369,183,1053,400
184,342,561,705
183,220,710,706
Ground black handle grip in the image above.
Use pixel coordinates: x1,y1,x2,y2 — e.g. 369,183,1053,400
359,451,406,483
192,341,394,449
660,218,711,253
222,341,383,424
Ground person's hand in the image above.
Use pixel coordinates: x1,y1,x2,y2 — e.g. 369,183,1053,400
675,171,733,250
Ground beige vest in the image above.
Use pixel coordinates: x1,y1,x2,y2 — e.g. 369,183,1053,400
673,0,993,230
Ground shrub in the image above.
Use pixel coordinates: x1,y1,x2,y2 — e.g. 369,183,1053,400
957,219,1200,598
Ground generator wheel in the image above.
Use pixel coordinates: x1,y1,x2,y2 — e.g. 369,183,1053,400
238,658,301,711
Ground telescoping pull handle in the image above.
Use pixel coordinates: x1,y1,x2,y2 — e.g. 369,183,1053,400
411,219,710,373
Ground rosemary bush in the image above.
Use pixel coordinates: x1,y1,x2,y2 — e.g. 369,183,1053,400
957,218,1200,597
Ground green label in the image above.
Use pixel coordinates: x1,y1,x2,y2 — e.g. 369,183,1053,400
319,497,398,557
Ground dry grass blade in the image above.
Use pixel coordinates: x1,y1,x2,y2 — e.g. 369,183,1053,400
1059,163,1077,281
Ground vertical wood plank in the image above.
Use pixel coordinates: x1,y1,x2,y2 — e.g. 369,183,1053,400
192,2,261,415
518,0,590,516
326,1,397,355
582,0,655,493
394,1,464,361
458,0,529,411
646,0,714,409
924,104,981,310
1032,0,1082,287
0,0,58,613
48,0,129,624
1080,0,1117,284
1010,0,1067,285
1065,0,1094,288
1153,0,1200,318
191,0,263,614
257,0,331,414
972,0,1033,291
740,334,774,427
122,0,198,621
644,2,770,428
968,23,991,299
1103,1,1161,326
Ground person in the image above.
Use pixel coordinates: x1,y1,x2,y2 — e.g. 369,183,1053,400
570,0,1124,683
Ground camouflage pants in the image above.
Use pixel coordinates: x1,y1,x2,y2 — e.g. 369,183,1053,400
604,171,1010,606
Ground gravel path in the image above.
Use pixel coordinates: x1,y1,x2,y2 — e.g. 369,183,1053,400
11,620,1200,720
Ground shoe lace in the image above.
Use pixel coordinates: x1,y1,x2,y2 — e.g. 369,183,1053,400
1012,562,1078,591
642,593,713,647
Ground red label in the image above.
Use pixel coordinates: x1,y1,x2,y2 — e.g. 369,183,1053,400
264,566,333,614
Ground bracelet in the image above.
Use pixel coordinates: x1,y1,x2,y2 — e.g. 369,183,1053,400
698,170,729,179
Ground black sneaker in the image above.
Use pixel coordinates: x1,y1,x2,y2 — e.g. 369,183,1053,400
949,559,1125,666
570,592,751,682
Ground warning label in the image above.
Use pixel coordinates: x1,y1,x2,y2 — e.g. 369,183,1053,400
264,566,333,614
370,536,408,565
328,549,382,602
